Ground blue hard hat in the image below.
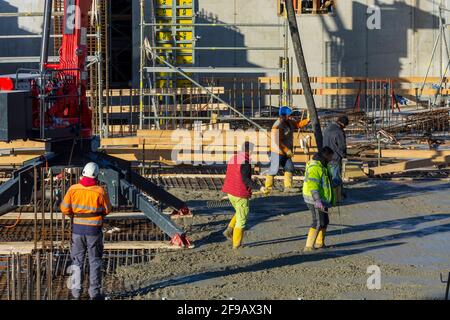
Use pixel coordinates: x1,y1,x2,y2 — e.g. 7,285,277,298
279,106,293,116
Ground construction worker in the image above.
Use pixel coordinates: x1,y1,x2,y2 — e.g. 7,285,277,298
265,106,309,193
303,147,335,251
323,115,349,188
222,142,267,249
60,162,112,300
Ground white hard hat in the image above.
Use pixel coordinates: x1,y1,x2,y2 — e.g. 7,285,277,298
82,162,99,179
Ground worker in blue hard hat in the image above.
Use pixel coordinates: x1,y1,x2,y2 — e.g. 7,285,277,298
265,106,309,194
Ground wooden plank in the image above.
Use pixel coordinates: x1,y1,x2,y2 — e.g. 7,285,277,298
344,164,367,180
362,149,450,159
101,137,142,147
103,241,189,250
0,212,148,220
0,141,45,149
104,103,229,113
156,173,306,181
258,76,450,85
0,155,41,166
368,157,450,176
260,88,449,96
149,87,225,95
1,130,318,166
0,241,184,254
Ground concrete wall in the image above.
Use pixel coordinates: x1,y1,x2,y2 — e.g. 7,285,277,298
0,0,45,74
192,0,449,107
2,0,449,105
192,0,448,77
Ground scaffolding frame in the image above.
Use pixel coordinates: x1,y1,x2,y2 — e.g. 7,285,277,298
138,0,291,130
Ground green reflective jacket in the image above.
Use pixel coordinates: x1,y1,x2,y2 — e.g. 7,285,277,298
302,159,335,207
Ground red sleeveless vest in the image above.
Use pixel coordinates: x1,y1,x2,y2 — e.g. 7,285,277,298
222,152,252,198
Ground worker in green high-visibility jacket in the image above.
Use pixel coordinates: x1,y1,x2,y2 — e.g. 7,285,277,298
302,146,336,252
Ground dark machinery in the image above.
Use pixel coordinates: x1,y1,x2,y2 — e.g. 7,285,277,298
0,0,191,247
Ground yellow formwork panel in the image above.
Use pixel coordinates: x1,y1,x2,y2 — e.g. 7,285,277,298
176,79,192,87
156,31,172,41
156,0,173,5
177,0,192,5
157,79,174,88
156,8,173,17
177,8,192,17
179,43,193,50
153,0,194,89
179,19,193,25
155,0,193,8
176,55,193,64
176,31,192,41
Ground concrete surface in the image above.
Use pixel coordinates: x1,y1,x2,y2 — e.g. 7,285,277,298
109,180,450,300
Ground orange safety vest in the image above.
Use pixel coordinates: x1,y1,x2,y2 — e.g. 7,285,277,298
271,118,310,154
60,184,112,227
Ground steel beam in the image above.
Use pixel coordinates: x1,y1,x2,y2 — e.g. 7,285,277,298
119,178,185,240
0,176,19,216
0,56,96,64
40,0,53,74
144,67,284,74
0,154,54,216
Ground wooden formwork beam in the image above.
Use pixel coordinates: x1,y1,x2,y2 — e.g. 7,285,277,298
0,241,183,254
367,156,450,176
0,130,317,166
362,149,450,160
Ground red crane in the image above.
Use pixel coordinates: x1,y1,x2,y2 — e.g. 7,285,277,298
0,0,192,247
0,0,92,140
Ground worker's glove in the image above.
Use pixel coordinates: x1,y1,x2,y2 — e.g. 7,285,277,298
286,149,294,158
260,186,269,195
314,200,325,211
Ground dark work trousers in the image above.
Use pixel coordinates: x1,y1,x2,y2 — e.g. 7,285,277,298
307,203,329,229
329,160,343,187
268,152,295,175
71,232,104,299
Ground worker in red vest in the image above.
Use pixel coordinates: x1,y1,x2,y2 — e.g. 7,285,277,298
222,142,266,249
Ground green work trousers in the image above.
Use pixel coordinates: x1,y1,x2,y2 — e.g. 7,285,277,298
228,194,250,229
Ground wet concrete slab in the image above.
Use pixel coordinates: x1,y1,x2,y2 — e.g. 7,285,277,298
118,180,450,300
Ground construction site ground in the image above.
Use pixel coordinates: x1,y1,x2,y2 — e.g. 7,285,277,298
111,179,450,300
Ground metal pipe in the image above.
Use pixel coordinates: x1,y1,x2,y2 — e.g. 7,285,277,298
39,0,53,74
286,0,323,149
144,23,284,27
0,34,96,39
0,12,63,18
139,0,145,130
149,46,284,51
96,0,105,138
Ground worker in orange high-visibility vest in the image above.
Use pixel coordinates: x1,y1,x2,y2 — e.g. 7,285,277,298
60,162,112,300
265,106,309,194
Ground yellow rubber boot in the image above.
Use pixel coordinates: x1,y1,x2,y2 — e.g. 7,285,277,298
223,215,236,240
228,215,236,228
304,228,318,252
284,172,300,193
265,175,274,194
314,228,327,249
232,227,244,249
